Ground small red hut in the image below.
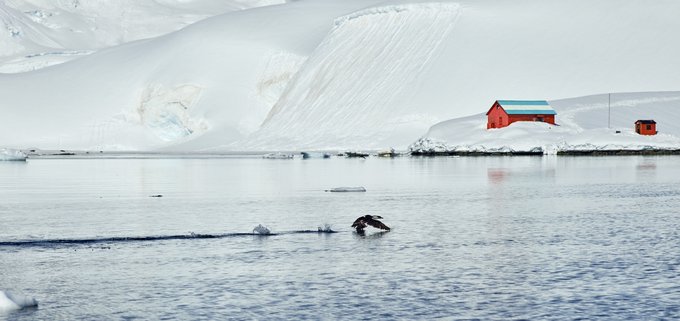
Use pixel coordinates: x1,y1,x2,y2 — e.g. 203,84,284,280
486,100,557,129
635,120,657,135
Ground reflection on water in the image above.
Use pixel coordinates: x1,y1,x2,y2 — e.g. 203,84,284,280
636,161,657,171
1,156,680,320
353,230,390,239
487,168,509,184
635,158,658,182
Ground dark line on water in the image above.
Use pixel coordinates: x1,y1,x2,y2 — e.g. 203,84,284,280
0,230,338,248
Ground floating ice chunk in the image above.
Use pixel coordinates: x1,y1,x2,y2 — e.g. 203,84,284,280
252,224,271,235
262,152,294,159
377,148,397,157
0,149,27,161
0,291,38,313
325,187,366,192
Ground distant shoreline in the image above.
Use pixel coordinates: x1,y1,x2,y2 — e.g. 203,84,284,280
19,149,680,159
411,149,680,156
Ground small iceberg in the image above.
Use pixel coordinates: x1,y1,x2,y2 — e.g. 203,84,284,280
377,148,398,157
0,291,38,313
262,152,294,159
325,186,366,192
301,152,331,159
252,224,272,235
0,148,27,161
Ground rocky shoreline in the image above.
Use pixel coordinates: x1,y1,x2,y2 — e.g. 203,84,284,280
410,149,680,156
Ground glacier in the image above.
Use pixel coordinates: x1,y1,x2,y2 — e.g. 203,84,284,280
0,0,679,152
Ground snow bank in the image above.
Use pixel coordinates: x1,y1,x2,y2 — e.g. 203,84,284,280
411,92,680,154
0,290,38,313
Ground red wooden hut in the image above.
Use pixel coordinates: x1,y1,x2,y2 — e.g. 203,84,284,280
635,120,657,135
486,100,557,129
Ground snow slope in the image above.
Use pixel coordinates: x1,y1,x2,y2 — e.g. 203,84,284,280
242,3,461,150
0,0,383,151
410,91,680,154
0,0,283,72
0,0,679,151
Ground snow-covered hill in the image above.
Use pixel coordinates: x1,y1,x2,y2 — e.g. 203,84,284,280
0,0,679,152
242,3,461,151
411,91,680,154
0,0,283,72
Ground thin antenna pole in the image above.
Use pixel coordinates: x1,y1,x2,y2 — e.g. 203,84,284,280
608,93,611,129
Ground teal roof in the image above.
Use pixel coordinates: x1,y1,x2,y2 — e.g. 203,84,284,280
498,100,550,106
505,109,557,115
494,100,556,115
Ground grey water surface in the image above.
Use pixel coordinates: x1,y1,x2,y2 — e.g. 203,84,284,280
1,156,679,320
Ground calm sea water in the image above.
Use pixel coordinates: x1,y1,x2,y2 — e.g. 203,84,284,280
1,156,679,320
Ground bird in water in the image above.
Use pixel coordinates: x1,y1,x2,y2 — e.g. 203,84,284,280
352,215,390,234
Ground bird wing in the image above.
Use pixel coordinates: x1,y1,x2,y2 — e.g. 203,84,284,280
366,218,390,231
351,219,366,228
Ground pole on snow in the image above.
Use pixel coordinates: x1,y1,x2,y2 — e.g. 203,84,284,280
608,93,611,129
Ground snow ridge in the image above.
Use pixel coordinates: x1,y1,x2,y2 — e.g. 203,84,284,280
333,3,460,27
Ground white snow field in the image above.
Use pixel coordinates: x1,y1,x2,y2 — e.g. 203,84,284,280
411,92,680,154
0,0,679,152
0,0,283,72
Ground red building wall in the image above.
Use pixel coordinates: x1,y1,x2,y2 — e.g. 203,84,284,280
508,114,555,125
635,122,657,135
487,102,556,129
486,102,509,129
